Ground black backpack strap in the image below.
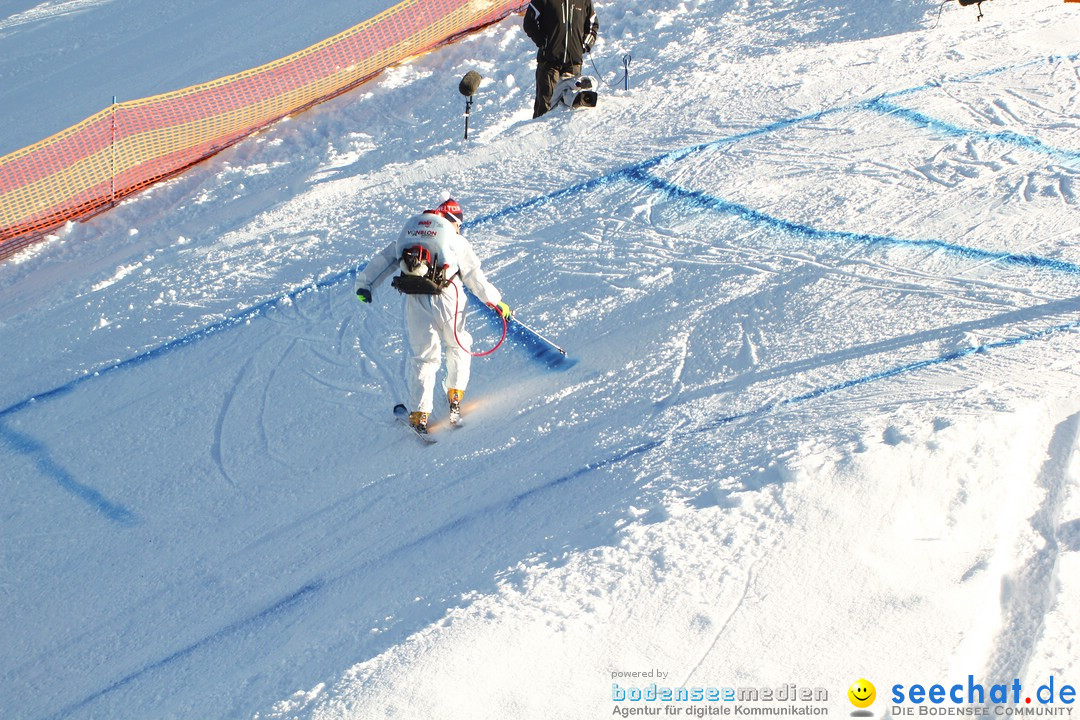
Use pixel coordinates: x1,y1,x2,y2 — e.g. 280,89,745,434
391,274,444,295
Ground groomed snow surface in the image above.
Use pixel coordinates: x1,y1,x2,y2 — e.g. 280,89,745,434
2,0,1079,719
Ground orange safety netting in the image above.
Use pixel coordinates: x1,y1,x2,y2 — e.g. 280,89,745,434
0,0,527,259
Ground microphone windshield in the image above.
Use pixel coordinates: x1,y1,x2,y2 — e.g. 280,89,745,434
459,71,482,97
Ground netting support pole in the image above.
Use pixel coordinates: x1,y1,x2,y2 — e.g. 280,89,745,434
110,96,117,206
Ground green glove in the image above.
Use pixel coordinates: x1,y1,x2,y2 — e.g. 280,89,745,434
356,287,372,303
493,301,512,320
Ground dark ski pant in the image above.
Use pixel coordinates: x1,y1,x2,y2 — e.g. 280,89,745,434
533,60,582,118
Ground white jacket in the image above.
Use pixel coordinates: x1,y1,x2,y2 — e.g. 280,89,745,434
356,213,502,307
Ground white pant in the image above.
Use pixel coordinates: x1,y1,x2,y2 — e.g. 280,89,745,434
403,282,471,414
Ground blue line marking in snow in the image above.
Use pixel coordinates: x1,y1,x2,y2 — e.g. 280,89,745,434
506,439,666,512
864,98,1080,166
629,168,1080,275
0,262,568,420
524,318,1080,492
465,108,855,231
465,288,575,369
697,318,1080,433
471,55,1080,232
506,316,575,369
0,420,138,526
0,272,359,422
47,579,325,720
933,53,1080,86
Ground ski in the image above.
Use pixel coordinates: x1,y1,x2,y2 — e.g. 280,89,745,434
393,403,437,444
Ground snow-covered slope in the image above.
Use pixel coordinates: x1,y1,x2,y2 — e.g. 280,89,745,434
1,1,1079,719
0,0,388,156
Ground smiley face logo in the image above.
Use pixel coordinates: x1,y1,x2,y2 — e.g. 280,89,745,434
848,679,876,708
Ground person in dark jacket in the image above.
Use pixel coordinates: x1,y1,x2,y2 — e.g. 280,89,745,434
523,0,599,118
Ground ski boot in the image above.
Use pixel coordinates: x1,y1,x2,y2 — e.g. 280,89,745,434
409,411,429,434
447,388,464,425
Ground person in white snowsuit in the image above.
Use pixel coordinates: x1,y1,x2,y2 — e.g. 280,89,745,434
355,199,511,433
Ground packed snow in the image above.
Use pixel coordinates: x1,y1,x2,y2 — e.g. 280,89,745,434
1,0,1079,719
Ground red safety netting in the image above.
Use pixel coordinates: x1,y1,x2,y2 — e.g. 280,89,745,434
0,0,527,259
